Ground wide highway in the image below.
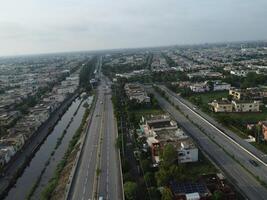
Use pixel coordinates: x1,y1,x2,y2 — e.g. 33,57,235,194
149,85,267,200
68,75,123,200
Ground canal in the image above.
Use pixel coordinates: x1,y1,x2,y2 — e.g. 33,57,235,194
5,96,93,200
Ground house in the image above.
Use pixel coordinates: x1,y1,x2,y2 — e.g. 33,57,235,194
229,88,243,100
141,114,178,136
189,82,209,93
124,83,150,103
0,134,25,152
259,121,267,141
0,146,16,166
140,114,198,164
56,86,76,95
232,100,260,112
229,87,263,100
230,70,249,77
200,174,236,200
210,99,233,113
0,111,21,127
212,81,231,91
146,129,198,164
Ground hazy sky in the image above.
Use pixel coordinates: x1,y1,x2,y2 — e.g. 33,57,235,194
0,0,266,56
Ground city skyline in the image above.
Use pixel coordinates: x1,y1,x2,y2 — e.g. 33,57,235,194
0,0,267,56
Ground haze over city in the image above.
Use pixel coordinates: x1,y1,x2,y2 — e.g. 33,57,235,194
0,0,267,56
1,1,267,200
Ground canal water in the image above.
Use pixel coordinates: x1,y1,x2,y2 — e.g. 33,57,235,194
5,96,93,200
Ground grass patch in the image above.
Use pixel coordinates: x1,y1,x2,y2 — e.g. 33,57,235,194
189,91,228,104
132,108,164,119
183,152,218,181
227,125,248,139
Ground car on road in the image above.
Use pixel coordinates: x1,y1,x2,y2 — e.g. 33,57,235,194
249,159,259,167
100,101,103,104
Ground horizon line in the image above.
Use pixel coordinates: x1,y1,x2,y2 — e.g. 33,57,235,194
0,38,266,59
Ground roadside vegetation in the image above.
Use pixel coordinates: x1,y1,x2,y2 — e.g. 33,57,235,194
112,79,219,200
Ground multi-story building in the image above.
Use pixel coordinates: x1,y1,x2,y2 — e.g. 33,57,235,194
141,114,198,164
210,99,233,112
232,100,260,112
213,81,231,91
189,82,210,93
210,98,260,112
124,83,150,103
229,87,264,100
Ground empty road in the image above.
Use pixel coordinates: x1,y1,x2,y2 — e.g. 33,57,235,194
68,75,123,200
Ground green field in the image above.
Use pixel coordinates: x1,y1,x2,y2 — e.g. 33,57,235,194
188,91,267,123
188,91,228,105
131,108,164,119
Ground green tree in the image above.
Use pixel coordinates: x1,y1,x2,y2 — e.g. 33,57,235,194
144,172,155,187
212,190,224,200
124,181,138,200
160,144,177,168
147,187,161,200
161,187,173,200
141,159,151,173
155,168,170,186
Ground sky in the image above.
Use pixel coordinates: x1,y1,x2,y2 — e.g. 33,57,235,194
0,0,267,56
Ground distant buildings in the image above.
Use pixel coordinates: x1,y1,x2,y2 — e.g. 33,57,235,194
124,83,150,103
229,87,267,100
0,111,21,127
210,99,260,113
189,82,210,93
213,81,231,91
189,81,230,93
0,68,80,167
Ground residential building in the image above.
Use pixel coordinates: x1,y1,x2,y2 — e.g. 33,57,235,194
141,114,178,136
189,82,209,93
0,146,16,167
210,99,233,112
212,81,231,91
229,87,263,100
259,121,267,141
124,83,150,103
230,70,249,77
232,100,260,112
140,114,198,164
0,111,21,127
229,88,243,100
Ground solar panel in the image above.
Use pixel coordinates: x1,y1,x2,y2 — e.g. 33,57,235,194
170,181,208,195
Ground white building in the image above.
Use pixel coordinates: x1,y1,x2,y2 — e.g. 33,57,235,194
213,81,231,91
177,140,199,163
124,83,150,103
190,83,209,93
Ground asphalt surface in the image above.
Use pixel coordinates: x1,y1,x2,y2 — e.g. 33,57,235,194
149,86,267,200
68,76,123,200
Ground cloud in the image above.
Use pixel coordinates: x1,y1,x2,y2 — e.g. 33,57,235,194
0,0,267,56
